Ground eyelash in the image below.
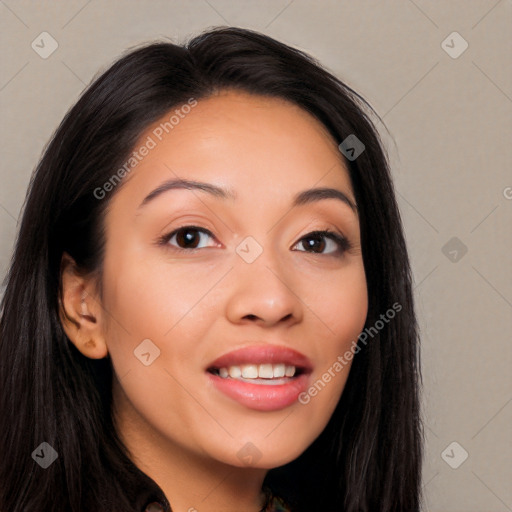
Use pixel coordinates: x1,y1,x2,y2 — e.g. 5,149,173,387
156,225,352,256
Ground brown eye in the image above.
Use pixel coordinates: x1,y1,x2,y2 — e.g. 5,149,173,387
299,233,327,253
293,230,351,255
175,228,201,249
162,226,216,251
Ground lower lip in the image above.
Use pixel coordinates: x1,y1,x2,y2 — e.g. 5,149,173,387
207,372,310,411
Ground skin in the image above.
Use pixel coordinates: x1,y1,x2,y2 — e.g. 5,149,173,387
60,90,368,512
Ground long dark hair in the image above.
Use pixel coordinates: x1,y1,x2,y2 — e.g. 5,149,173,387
0,27,423,511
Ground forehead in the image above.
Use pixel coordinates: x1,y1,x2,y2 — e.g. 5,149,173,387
111,90,354,212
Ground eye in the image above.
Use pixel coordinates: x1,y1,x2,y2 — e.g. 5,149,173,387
292,229,351,256
158,225,218,251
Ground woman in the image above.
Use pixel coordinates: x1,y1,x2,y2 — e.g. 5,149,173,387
0,27,423,511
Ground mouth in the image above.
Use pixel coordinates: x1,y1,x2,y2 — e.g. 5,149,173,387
206,345,313,411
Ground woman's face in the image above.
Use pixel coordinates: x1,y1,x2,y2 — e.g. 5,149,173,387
100,90,368,469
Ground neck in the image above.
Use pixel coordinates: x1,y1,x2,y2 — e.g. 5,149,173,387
112,378,269,512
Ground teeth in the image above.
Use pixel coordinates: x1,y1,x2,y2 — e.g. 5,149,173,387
258,364,274,378
241,364,258,378
219,364,296,380
228,366,242,378
285,365,295,377
273,364,285,378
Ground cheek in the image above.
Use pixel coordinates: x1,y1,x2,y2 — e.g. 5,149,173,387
301,262,368,404
331,273,368,346
100,245,227,417
102,245,222,347
101,253,224,444
308,261,368,347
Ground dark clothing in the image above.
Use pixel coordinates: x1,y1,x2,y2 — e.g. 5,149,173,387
124,461,290,512
121,462,171,512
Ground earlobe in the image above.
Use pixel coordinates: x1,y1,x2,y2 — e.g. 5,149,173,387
59,253,108,360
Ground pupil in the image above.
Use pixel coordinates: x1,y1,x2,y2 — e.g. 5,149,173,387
178,229,199,248
304,235,325,253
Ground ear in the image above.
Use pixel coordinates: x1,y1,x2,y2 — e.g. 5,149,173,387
58,252,108,359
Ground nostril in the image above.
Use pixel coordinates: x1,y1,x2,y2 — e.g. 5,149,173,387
243,313,293,322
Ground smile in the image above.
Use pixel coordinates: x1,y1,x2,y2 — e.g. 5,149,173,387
206,345,312,411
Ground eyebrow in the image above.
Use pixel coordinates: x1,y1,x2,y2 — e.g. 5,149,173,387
137,178,357,212
138,178,236,208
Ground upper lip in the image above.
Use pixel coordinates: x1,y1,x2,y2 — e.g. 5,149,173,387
206,344,313,373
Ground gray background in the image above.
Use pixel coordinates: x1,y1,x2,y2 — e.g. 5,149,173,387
1,1,511,510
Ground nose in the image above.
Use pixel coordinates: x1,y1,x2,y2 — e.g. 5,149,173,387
224,256,304,328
